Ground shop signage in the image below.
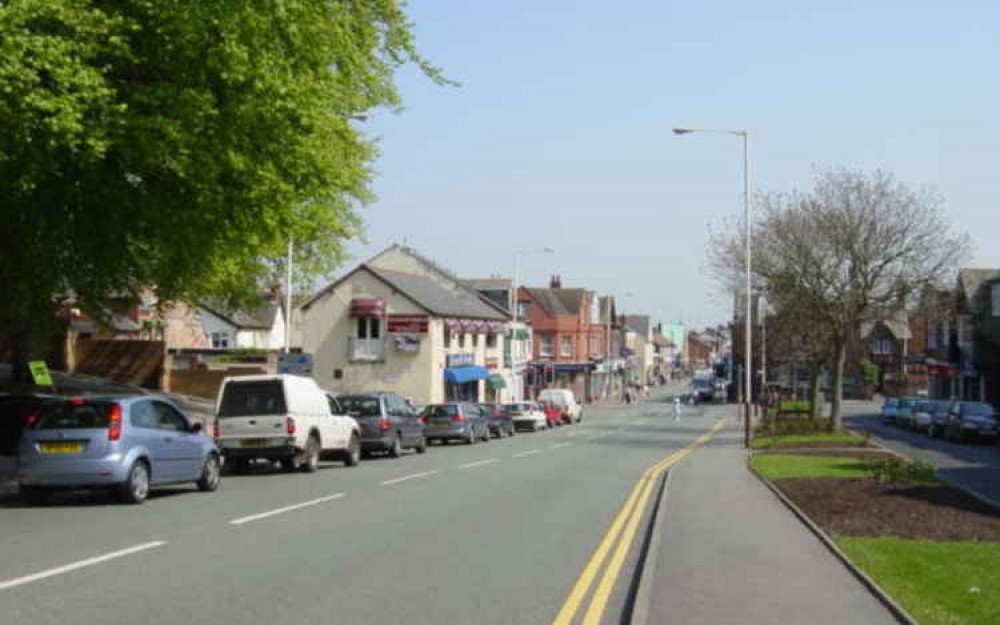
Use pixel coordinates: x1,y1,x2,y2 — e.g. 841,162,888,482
447,353,475,367
388,314,429,334
393,334,421,352
277,353,313,376
485,357,499,370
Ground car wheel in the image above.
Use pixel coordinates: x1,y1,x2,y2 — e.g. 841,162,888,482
508,425,516,437
118,460,150,505
344,434,361,467
196,454,221,492
415,435,427,454
481,426,491,442
466,428,476,445
388,434,404,458
301,436,321,472
19,486,49,506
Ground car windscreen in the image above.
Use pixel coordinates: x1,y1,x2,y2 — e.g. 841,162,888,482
933,402,951,414
218,381,286,417
34,402,111,429
963,403,995,418
421,405,458,418
338,396,382,417
503,403,531,413
884,398,898,407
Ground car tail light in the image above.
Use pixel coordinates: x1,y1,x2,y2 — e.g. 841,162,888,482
213,419,220,438
417,415,427,424
23,408,41,428
108,403,123,441
378,417,391,432
452,411,465,422
286,417,296,435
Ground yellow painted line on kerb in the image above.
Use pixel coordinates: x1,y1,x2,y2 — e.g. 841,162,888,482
552,419,726,625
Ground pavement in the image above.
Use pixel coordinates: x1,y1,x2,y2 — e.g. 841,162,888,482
642,408,897,625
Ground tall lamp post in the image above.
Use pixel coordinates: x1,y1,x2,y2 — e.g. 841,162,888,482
673,127,753,448
511,247,554,401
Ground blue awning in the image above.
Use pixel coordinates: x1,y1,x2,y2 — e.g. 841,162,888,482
444,365,490,384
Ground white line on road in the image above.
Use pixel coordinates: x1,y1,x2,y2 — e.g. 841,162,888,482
512,449,543,458
549,442,572,450
0,541,167,592
380,470,439,486
229,493,345,525
587,432,615,440
459,458,501,470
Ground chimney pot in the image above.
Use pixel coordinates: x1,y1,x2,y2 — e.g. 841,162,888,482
550,275,562,289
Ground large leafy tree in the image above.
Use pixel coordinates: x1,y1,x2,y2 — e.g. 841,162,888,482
0,0,447,382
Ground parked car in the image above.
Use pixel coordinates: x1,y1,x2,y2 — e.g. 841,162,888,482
337,391,426,457
504,402,547,432
879,397,899,424
420,403,489,445
215,375,361,473
893,397,922,429
915,401,950,436
18,395,221,504
537,389,582,424
943,401,998,443
478,402,515,438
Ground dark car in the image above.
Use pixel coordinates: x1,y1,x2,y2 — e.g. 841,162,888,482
337,392,426,457
421,403,490,445
943,401,998,443
920,401,952,437
478,402,515,438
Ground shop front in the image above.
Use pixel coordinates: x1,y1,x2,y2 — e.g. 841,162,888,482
444,352,490,402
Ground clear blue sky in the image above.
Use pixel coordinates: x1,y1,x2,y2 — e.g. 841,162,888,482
346,0,1000,330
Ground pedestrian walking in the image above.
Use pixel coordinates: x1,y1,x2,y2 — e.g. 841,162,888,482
673,396,682,421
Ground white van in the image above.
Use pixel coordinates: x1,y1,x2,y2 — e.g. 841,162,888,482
537,389,582,424
214,374,361,473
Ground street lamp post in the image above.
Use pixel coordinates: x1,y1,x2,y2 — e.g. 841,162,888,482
511,247,554,401
674,127,753,448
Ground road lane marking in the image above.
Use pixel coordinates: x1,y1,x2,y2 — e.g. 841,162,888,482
549,442,572,450
380,470,439,486
0,541,167,592
586,431,614,440
458,458,500,470
552,419,726,625
230,493,346,525
513,449,543,458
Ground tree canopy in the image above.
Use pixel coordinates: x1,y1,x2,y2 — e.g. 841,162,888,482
0,0,447,334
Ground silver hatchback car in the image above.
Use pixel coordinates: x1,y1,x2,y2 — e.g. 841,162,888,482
18,395,221,504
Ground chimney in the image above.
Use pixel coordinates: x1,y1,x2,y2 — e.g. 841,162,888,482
550,275,562,289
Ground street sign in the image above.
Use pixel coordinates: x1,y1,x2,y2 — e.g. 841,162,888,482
387,314,429,333
277,353,313,376
28,361,55,387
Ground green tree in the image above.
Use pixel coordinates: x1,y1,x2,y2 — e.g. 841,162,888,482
0,0,448,385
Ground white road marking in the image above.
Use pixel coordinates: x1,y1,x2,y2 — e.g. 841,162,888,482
587,431,615,440
0,541,167,591
380,470,439,486
459,458,501,470
549,442,572,450
512,449,543,458
230,493,345,525
564,431,579,438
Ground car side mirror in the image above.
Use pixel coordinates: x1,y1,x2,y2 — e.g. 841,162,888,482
190,422,203,434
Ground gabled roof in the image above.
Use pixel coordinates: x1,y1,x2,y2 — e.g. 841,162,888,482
958,268,1000,305
623,315,651,337
861,317,912,341
524,288,585,316
463,278,512,291
369,268,507,320
200,298,281,330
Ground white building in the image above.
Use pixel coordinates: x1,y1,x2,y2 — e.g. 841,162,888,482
197,300,286,350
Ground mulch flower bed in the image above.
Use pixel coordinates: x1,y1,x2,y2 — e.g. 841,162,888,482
765,440,872,449
776,477,1000,542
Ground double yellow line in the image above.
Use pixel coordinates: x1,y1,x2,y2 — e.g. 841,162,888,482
552,419,727,625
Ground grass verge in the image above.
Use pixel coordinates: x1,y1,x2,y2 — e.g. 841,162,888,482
836,536,1000,625
750,432,863,450
750,454,873,480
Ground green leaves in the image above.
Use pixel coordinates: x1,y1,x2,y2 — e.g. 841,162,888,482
0,0,447,328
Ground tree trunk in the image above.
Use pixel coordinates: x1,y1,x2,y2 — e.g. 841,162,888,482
7,317,35,392
808,362,822,419
829,338,846,432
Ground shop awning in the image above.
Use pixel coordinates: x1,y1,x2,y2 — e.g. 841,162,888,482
350,297,386,318
488,375,507,389
444,365,490,384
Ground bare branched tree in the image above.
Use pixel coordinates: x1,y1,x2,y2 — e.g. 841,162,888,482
709,168,970,430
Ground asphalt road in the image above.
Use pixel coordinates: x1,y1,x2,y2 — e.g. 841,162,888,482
845,410,1000,504
0,384,726,625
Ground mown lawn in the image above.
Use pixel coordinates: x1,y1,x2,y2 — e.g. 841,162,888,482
750,432,863,450
836,536,1000,625
750,453,872,479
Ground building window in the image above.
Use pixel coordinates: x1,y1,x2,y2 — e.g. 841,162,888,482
211,332,230,349
444,329,451,349
992,283,1000,317
472,333,479,348
517,301,532,319
458,333,466,348
540,335,554,358
486,333,497,349
871,338,892,355
958,315,973,347
560,335,573,357
357,316,381,340
926,323,938,350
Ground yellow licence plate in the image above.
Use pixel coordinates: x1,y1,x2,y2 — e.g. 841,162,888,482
40,441,85,454
242,438,270,448
430,423,450,428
